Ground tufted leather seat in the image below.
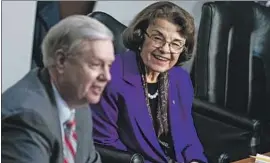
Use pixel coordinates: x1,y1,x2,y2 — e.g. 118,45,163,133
88,11,127,54
191,1,270,162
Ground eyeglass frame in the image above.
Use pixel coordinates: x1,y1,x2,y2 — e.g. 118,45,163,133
143,30,186,53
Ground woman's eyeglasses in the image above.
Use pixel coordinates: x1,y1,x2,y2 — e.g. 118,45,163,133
144,31,185,53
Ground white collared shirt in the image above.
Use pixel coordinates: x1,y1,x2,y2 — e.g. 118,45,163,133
51,82,75,144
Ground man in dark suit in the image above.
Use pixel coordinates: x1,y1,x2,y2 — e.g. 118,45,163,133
2,15,115,163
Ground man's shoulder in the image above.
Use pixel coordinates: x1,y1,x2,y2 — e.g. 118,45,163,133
2,69,59,145
3,69,38,101
2,68,51,119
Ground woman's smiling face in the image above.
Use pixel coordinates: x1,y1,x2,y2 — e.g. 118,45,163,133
140,18,186,73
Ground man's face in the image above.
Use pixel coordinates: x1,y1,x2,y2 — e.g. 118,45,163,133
59,39,115,105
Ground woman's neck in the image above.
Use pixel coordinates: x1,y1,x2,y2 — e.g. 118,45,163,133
137,53,160,83
145,68,160,83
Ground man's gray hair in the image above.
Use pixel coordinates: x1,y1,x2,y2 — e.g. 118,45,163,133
41,15,114,67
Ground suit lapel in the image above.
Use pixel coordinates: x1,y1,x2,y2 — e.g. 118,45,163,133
122,51,167,160
133,90,167,160
74,106,85,163
39,68,64,163
168,72,187,162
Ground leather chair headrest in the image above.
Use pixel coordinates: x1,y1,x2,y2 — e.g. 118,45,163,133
88,11,128,54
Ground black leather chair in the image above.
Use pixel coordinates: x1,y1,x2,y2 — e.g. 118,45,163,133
88,11,128,54
88,11,143,163
191,1,270,162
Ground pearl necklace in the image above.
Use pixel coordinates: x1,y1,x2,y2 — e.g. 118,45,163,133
147,90,159,99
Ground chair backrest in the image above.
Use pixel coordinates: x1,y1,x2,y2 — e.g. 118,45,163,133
88,11,128,54
32,1,61,68
192,1,270,121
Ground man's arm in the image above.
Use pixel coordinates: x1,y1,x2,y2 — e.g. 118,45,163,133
87,138,102,163
2,110,53,163
87,108,102,163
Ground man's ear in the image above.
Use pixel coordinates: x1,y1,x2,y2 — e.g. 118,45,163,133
55,49,67,74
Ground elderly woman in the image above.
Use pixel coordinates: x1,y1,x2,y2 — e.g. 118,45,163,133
91,1,207,163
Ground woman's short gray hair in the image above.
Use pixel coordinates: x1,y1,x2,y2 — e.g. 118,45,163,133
41,15,114,67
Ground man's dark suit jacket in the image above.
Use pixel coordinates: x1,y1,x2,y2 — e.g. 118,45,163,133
2,68,101,163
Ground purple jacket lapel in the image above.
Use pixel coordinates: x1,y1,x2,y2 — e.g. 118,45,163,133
122,51,167,160
168,72,190,161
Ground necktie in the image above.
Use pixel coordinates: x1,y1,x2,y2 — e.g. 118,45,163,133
63,114,77,163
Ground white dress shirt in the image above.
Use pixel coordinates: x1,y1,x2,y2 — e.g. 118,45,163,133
51,82,75,144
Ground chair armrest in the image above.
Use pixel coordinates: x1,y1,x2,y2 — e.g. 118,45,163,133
193,98,260,132
95,144,144,163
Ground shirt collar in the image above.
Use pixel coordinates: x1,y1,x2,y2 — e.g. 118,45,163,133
51,82,75,125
